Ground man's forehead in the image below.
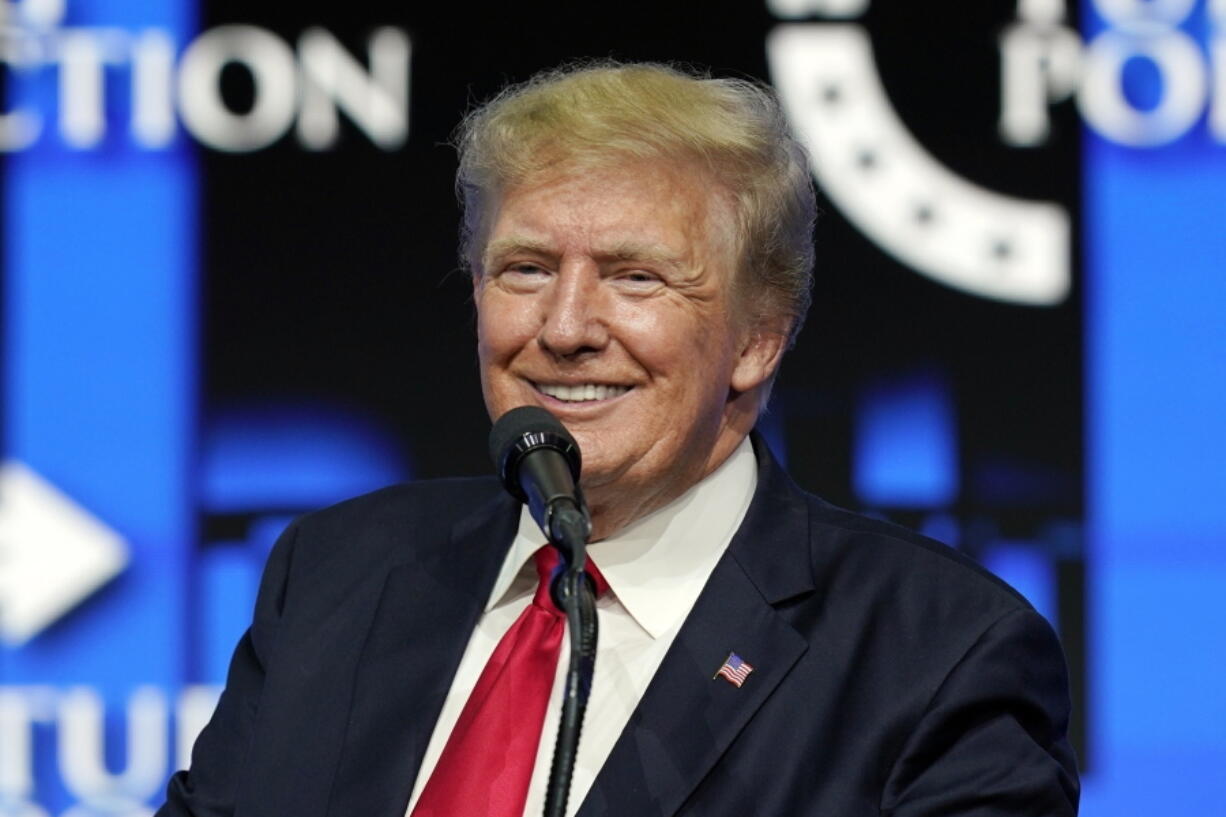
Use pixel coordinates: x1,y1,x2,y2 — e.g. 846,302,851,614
481,164,733,263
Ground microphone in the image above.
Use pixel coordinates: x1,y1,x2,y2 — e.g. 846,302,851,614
488,405,592,557
491,407,599,817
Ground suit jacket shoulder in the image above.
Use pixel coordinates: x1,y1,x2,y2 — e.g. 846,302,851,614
583,438,1078,816
804,495,1037,657
283,475,503,580
159,476,518,817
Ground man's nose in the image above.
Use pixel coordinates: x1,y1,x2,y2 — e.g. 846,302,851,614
538,265,609,357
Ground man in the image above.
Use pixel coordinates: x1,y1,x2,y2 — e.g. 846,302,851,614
159,62,1079,816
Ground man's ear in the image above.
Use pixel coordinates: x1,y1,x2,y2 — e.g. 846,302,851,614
730,321,789,395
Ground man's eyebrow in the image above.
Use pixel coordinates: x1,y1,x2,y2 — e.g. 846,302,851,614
595,242,684,269
483,238,684,270
483,238,555,264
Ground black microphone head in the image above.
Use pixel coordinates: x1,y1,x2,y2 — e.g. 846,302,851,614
488,406,582,501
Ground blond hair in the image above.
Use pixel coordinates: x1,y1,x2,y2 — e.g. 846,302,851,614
455,61,816,345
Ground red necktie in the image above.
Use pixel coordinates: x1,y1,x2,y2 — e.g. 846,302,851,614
411,547,608,817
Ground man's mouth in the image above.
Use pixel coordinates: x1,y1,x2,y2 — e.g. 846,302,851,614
533,382,632,403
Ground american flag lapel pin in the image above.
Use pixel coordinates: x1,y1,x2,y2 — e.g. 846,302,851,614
713,651,754,688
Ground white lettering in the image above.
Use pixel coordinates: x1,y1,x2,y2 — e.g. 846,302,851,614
999,22,1082,145
1091,0,1196,30
296,26,409,150
1078,27,1207,146
0,20,412,153
0,0,63,29
0,689,35,800
0,29,43,151
1001,0,1226,147
1213,29,1226,141
0,685,223,811
131,29,176,149
57,687,166,809
57,29,112,148
1016,0,1066,27
1214,0,1226,142
177,25,297,152
0,688,55,816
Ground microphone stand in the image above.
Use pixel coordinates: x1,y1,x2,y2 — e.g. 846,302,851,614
543,503,598,817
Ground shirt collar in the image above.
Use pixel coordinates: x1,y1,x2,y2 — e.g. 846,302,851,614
486,436,758,639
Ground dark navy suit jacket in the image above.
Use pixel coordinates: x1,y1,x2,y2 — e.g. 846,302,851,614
160,437,1079,816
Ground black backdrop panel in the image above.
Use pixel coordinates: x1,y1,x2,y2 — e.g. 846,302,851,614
201,0,1082,519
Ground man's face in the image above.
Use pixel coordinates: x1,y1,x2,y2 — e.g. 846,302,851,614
475,158,781,534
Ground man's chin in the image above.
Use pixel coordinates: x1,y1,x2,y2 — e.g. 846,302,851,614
576,454,633,494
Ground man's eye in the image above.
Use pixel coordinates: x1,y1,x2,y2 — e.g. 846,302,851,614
617,270,662,287
495,262,551,291
498,263,551,285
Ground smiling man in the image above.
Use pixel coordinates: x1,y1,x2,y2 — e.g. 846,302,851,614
160,63,1079,817
476,158,780,541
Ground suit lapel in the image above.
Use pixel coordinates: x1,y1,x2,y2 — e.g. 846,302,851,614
579,558,807,817
580,436,814,817
326,490,520,817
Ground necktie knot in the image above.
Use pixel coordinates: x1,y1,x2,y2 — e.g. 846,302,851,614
532,547,609,613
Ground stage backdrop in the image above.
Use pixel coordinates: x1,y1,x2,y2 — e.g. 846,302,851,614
1,0,1222,814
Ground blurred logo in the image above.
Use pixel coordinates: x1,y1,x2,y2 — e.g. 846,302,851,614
767,0,1070,305
766,0,1223,305
0,462,128,647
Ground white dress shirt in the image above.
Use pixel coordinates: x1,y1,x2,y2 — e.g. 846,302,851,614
405,436,758,817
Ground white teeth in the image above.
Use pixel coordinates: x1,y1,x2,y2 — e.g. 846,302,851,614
537,383,630,402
